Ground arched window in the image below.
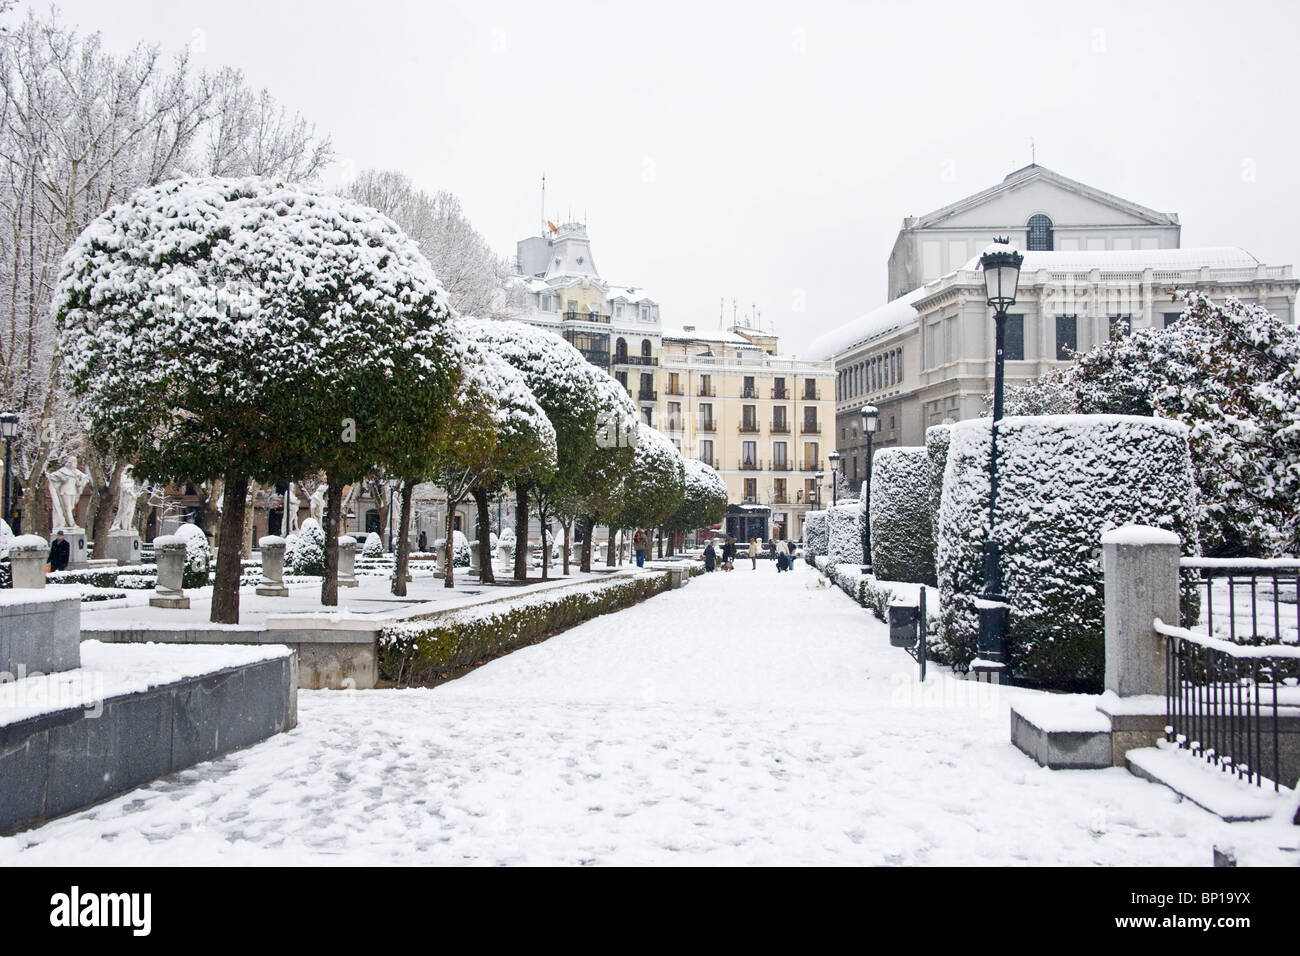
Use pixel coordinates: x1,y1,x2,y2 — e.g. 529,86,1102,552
615,337,628,363
1027,214,1054,251
641,339,652,358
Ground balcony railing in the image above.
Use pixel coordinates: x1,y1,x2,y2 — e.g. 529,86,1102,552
802,388,821,400
698,386,717,397
697,419,716,432
564,310,611,324
802,460,822,472
739,459,762,471
770,421,789,433
801,421,821,434
617,355,659,367
638,389,657,401
580,351,611,368
770,461,792,472
772,494,789,505
698,456,714,468
771,387,788,399
741,387,759,399
665,383,684,396
738,422,760,433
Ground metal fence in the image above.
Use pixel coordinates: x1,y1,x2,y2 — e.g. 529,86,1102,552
1158,558,1300,791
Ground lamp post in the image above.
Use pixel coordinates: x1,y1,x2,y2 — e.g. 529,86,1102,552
827,451,841,507
976,237,1024,670
1,411,17,528
814,472,824,511
860,404,878,568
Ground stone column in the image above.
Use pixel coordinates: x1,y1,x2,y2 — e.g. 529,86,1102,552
257,535,288,597
9,535,48,589
338,536,358,588
150,535,190,609
1102,525,1181,698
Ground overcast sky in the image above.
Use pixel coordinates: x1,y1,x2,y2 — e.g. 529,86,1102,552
39,0,1300,355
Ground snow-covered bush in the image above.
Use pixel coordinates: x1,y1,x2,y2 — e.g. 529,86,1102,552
362,532,383,558
287,518,326,576
803,510,828,561
936,415,1201,690
172,522,210,588
868,447,934,585
925,424,950,574
827,504,861,566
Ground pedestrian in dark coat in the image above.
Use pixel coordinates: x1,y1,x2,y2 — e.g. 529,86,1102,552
703,542,717,571
48,531,70,572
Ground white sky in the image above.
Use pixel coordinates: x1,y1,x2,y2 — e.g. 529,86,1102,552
36,0,1300,354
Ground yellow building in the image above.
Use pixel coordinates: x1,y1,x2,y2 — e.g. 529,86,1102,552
658,325,835,541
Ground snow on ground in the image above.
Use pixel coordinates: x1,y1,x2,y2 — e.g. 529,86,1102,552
2,566,1293,865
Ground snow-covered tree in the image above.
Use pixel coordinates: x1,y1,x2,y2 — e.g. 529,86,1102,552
1005,292,1300,556
611,425,686,554
665,458,727,550
54,178,458,622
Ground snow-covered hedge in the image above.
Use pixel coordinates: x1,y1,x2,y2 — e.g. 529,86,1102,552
803,510,829,561
868,446,934,585
378,571,674,684
827,504,861,566
925,424,950,575
362,532,383,558
172,523,210,589
286,518,326,576
936,414,1201,690
434,530,471,567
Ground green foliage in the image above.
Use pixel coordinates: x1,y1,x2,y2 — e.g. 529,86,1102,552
377,572,674,685
868,447,935,585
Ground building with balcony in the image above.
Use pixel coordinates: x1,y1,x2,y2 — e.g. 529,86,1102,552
816,165,1299,494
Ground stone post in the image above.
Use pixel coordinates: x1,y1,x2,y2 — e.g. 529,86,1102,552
338,536,358,588
150,535,190,609
107,528,142,565
9,535,48,589
256,535,288,597
468,540,481,574
433,539,446,576
1102,525,1181,697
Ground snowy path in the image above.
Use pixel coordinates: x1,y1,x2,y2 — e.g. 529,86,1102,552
0,566,1278,865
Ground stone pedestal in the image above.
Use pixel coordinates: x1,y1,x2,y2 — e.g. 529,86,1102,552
495,544,512,574
433,539,447,576
8,535,47,589
107,529,141,566
337,536,358,588
57,527,89,569
256,536,288,597
0,592,80,677
468,541,481,574
1101,526,1181,698
149,535,190,609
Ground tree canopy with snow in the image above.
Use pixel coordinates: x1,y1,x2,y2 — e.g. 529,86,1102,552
1004,292,1300,556
666,458,728,537
54,177,459,621
612,425,687,533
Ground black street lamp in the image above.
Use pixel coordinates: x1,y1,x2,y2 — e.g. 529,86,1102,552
976,237,1023,671
1,411,17,528
814,471,824,510
860,404,878,568
827,451,841,507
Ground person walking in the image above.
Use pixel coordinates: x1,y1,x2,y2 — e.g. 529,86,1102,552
721,537,735,571
633,528,648,568
48,530,70,572
703,541,717,572
749,536,758,569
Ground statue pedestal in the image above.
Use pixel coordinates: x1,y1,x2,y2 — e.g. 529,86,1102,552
58,527,89,569
107,529,142,566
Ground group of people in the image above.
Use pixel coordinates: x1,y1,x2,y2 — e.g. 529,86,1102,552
702,536,797,573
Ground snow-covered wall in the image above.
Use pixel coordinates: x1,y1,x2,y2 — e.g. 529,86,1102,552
936,414,1200,689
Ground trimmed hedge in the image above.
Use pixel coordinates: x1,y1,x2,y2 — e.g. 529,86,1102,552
924,424,950,579
827,504,861,566
936,414,1201,691
804,510,829,561
868,446,935,584
378,571,676,685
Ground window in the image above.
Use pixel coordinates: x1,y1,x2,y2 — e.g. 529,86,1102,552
639,372,653,398
773,377,786,399
699,403,714,429
641,339,652,358
615,303,624,318
742,441,757,467
744,478,757,501
773,442,788,467
667,402,681,429
700,439,713,465
641,406,653,426
743,375,756,398
742,404,757,430
699,374,713,397
615,370,628,389
803,377,817,400
803,407,818,431
1163,312,1182,328
1055,314,1078,360
774,478,787,502
773,407,787,430
1108,315,1131,340
1027,214,1054,251
615,337,628,363
1003,314,1024,361
640,307,649,322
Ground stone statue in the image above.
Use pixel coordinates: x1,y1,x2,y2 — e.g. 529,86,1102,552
285,483,300,533
111,466,137,531
309,482,328,525
46,456,90,529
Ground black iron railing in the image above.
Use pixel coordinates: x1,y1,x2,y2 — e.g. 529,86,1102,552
1159,558,1300,792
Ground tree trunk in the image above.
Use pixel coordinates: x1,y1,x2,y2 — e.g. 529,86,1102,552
606,526,616,567
320,479,344,607
210,472,249,625
513,484,529,581
90,460,126,559
656,527,663,559
580,518,593,572
473,486,494,584
443,505,456,589
393,480,413,597
562,520,571,576
538,501,550,581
